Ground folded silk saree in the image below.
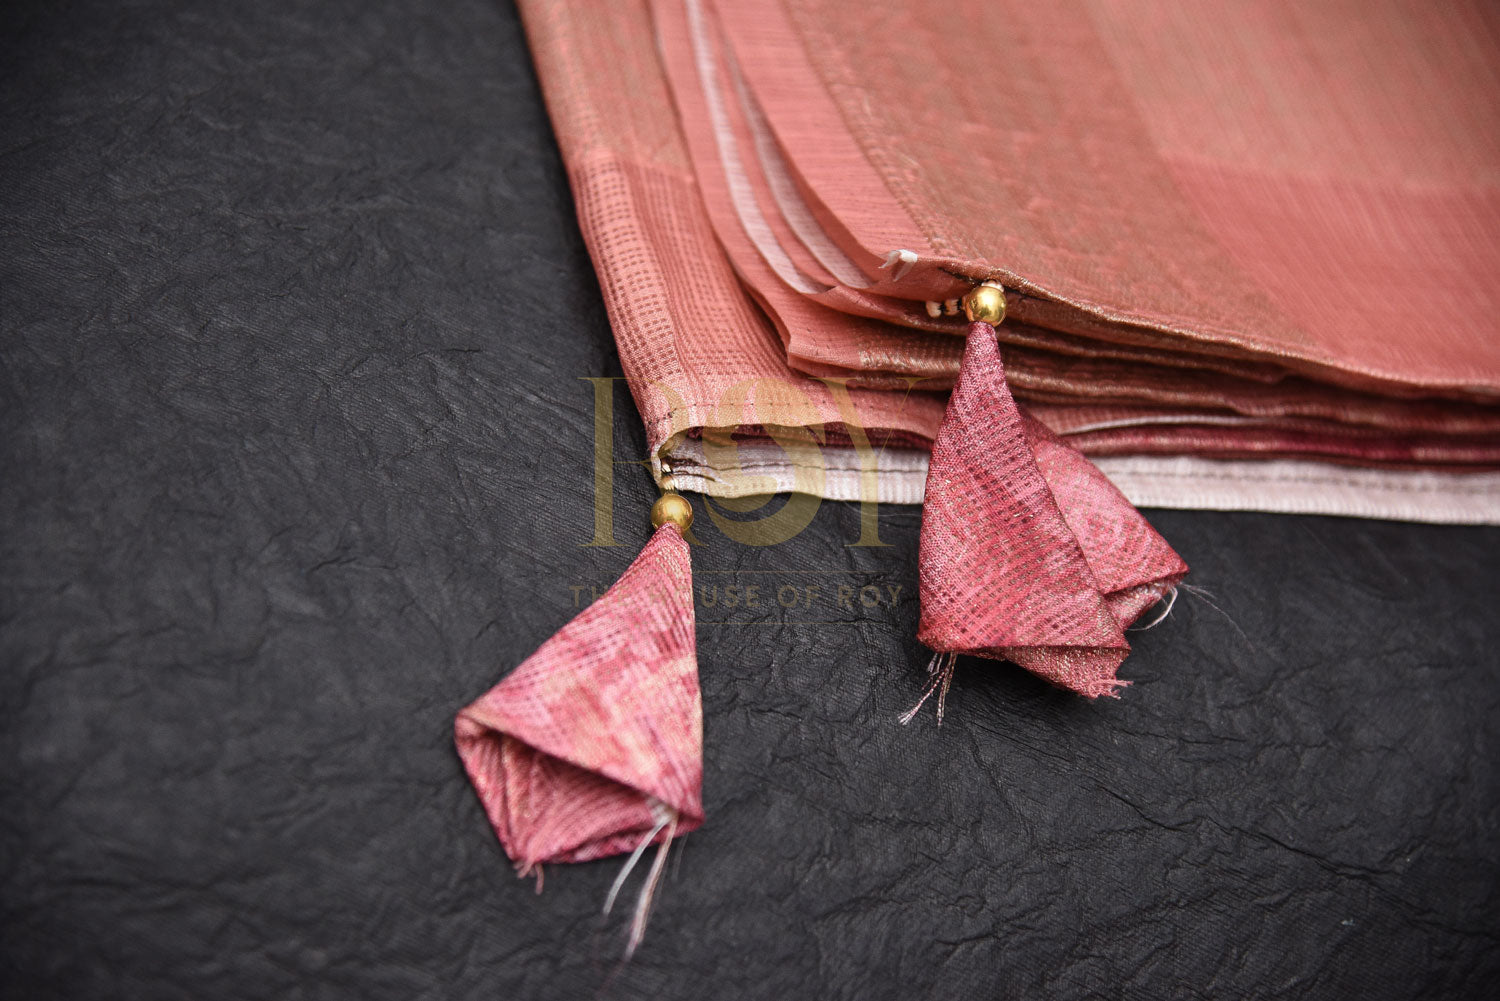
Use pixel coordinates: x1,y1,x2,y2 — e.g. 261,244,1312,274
519,0,1500,520
455,0,1500,952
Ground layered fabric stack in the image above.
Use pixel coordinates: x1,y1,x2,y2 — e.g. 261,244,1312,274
454,0,1500,950
520,0,1500,522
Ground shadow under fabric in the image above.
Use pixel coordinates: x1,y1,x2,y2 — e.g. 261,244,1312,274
451,0,1499,957
452,285,1188,955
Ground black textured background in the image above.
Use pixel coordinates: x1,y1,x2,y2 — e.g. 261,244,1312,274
3,1,1498,998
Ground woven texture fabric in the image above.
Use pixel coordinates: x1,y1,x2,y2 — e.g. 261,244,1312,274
454,524,702,869
919,324,1187,696
603,0,1498,491
711,0,1500,393
517,0,946,471
516,0,1500,512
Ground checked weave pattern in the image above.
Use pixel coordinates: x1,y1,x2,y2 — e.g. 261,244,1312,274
919,324,1188,697
455,524,702,870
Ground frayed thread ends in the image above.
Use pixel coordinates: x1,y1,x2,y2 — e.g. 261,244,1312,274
879,248,918,281
899,650,958,726
899,588,1181,720
508,797,681,960
515,861,545,894
603,797,679,959
1177,584,1256,653
1130,585,1179,632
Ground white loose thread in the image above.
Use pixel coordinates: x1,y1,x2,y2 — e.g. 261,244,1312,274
1179,584,1256,651
1130,586,1179,631
899,650,958,726
603,797,679,959
880,248,919,281
625,813,676,958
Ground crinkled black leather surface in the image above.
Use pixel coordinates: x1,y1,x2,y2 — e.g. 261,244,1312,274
3,1,1498,997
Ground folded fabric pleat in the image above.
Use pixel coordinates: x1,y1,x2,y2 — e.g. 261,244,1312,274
516,0,1500,520
455,524,702,870
919,324,1186,696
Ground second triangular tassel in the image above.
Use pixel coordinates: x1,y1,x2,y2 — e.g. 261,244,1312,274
455,480,702,956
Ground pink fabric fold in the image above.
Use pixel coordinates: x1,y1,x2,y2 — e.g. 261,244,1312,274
455,524,702,869
918,324,1187,696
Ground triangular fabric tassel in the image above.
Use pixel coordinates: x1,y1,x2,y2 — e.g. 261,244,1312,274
917,285,1187,701
1022,414,1189,632
455,502,702,953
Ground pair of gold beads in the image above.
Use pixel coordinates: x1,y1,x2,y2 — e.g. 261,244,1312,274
647,282,1002,533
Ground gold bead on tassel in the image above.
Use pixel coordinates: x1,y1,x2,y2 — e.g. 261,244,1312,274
962,281,1007,325
651,493,693,531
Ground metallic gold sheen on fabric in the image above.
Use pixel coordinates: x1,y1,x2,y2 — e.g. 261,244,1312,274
516,0,944,472
722,0,1500,393
918,325,1187,697
454,524,702,869
518,0,1500,512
